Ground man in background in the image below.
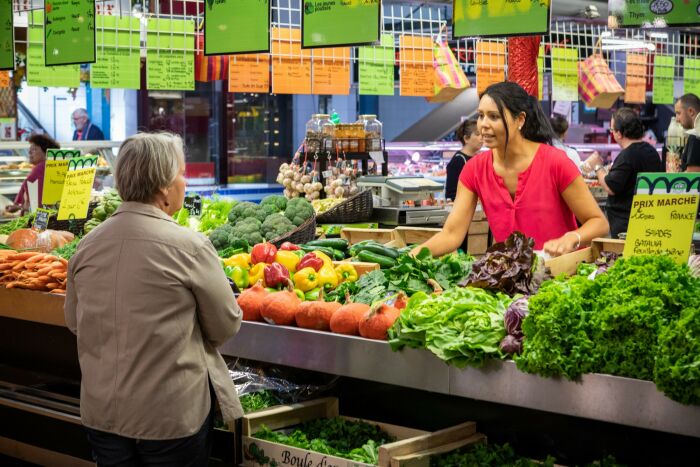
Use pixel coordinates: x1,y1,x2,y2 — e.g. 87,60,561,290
72,108,105,141
674,93,700,172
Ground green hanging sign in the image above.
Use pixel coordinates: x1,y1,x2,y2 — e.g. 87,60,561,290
302,0,380,49
44,0,96,65
92,16,141,89
27,11,80,87
652,55,675,105
0,0,13,70
146,18,195,91
358,34,394,96
684,58,700,97
205,0,270,55
609,0,700,28
453,0,551,38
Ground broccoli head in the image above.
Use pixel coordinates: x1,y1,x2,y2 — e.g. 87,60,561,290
262,213,296,240
208,224,235,251
284,197,314,226
260,195,288,213
231,218,264,246
228,202,274,224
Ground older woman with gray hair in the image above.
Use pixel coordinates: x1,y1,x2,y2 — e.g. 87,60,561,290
65,133,243,466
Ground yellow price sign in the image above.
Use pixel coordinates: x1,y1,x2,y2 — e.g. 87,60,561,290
623,194,699,264
42,149,80,206
57,167,97,221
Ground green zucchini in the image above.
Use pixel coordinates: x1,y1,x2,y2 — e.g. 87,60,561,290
354,244,400,259
357,250,397,268
330,248,347,261
304,238,349,251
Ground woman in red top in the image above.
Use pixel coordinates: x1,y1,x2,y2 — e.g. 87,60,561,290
415,82,609,257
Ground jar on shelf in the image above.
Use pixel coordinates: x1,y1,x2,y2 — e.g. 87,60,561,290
318,114,335,152
305,114,323,153
360,115,383,152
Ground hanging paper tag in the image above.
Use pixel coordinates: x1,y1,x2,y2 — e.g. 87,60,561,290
369,151,384,164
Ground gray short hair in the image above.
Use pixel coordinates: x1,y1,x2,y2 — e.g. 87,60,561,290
115,133,184,203
72,108,88,118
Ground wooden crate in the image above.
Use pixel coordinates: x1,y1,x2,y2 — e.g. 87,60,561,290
468,220,490,235
0,287,66,327
341,228,395,245
390,433,486,467
545,238,625,277
465,234,489,256
392,227,442,247
241,397,478,467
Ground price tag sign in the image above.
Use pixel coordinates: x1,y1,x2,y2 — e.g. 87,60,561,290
43,149,81,206
623,194,699,264
57,156,99,221
184,194,202,217
33,208,53,231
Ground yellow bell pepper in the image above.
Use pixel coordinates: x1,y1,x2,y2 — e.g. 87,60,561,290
318,264,339,291
248,263,266,286
275,250,301,274
335,264,358,283
293,267,319,292
223,253,251,270
312,250,334,268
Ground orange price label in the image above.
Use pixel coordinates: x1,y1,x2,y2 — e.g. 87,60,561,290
0,71,9,88
624,53,647,104
476,41,506,95
229,54,270,93
399,35,434,97
312,47,350,95
271,27,311,95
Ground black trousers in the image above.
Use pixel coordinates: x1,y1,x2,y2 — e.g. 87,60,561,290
85,404,214,467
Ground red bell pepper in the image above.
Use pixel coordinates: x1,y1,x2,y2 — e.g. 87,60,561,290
264,263,290,288
298,252,324,272
279,242,300,251
251,242,277,264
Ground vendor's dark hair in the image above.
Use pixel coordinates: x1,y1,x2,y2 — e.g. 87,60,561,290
612,108,644,139
550,115,569,138
456,119,478,144
28,133,60,153
678,93,700,112
482,82,554,146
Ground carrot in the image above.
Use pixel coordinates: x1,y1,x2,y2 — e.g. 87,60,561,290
24,254,47,265
45,282,60,289
12,261,27,271
42,255,58,262
36,265,61,275
50,289,66,294
35,275,52,282
49,272,67,280
58,258,69,267
0,263,14,271
21,272,39,278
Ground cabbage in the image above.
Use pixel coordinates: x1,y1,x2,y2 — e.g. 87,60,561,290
504,296,529,337
500,335,523,355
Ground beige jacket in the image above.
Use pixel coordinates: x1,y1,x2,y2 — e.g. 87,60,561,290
65,202,244,440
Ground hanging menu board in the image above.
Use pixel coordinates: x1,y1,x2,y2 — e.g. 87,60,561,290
0,0,13,70
205,0,269,55
624,53,647,104
652,55,674,105
399,35,434,97
475,41,506,95
44,0,96,65
271,27,311,94
684,58,700,97
312,47,350,95
551,47,578,102
27,11,80,87
146,18,195,91
92,16,141,89
229,54,270,93
358,34,394,96
302,0,380,48
453,0,551,38
609,0,700,28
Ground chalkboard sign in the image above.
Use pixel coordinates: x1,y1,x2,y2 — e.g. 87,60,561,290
184,195,202,217
33,208,52,231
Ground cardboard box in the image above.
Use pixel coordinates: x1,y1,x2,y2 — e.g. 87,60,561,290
241,397,477,467
0,287,66,327
465,234,489,256
545,238,625,277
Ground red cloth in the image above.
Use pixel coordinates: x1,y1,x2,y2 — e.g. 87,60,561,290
15,161,45,208
507,36,540,98
459,144,580,249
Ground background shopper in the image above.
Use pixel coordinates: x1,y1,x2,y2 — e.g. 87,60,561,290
413,82,609,258
4,133,60,214
65,133,243,466
674,93,700,172
594,108,664,238
550,115,582,170
445,119,481,202
72,108,105,141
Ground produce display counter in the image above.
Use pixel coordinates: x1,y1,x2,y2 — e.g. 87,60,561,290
2,290,699,441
